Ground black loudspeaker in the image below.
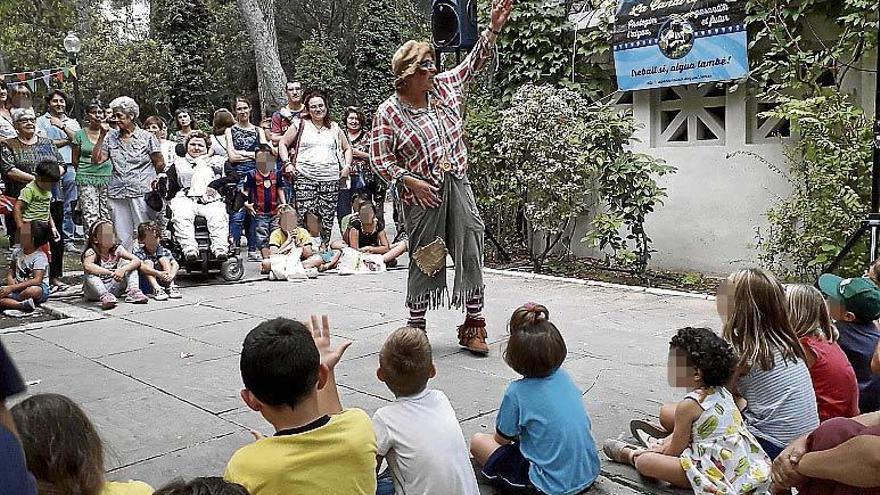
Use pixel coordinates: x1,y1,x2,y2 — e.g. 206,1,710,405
431,0,478,51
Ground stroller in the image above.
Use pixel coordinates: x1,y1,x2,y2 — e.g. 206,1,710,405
157,162,245,282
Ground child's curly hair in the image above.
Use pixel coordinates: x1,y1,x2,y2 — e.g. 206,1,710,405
670,327,737,387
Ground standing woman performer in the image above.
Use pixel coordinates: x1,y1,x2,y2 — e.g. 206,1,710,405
370,0,512,355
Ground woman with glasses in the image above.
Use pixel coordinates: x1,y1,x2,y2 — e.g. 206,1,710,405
225,96,267,260
370,0,512,356
278,92,351,248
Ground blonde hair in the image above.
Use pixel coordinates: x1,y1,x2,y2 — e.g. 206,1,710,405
721,268,805,372
391,41,433,88
786,284,838,341
379,327,433,397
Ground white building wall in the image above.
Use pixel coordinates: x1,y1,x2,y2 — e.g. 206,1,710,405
569,84,793,274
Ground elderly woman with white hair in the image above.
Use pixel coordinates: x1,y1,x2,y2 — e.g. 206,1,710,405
91,96,166,249
369,0,512,356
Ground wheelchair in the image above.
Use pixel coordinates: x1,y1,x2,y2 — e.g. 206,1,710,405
162,208,245,282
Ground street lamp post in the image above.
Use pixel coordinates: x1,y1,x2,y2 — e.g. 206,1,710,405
63,32,82,122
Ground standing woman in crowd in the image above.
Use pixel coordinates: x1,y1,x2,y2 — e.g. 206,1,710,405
225,96,266,258
71,102,113,236
172,108,196,145
0,107,68,292
209,108,235,163
91,96,166,250
144,116,177,171
36,90,80,251
344,106,385,217
0,82,15,140
278,92,351,247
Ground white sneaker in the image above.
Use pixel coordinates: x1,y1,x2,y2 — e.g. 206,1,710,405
166,285,182,299
305,268,319,279
152,290,169,301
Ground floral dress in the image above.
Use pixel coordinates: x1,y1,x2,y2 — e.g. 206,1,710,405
679,387,772,495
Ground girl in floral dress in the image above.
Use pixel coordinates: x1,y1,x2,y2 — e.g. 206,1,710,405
604,327,772,494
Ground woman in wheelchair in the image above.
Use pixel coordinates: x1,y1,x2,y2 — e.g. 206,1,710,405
163,131,229,261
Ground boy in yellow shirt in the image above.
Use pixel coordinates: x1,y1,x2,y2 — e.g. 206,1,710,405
224,316,377,495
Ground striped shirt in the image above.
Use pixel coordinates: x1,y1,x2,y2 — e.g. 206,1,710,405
244,169,281,215
370,33,495,205
737,349,819,447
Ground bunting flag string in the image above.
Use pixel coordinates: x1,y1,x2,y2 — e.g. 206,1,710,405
1,66,76,90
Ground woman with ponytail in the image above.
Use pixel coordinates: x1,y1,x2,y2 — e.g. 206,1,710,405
469,303,601,495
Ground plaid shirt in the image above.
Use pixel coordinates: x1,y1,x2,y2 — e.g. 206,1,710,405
370,33,494,205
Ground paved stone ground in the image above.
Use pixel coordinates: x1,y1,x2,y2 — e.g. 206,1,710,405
1,261,717,494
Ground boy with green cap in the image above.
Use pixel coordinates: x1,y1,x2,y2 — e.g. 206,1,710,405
819,274,880,413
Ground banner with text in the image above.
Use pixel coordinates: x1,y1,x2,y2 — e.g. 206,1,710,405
612,0,748,91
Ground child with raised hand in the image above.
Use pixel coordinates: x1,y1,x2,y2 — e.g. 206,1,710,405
11,393,153,495
786,283,859,421
818,274,880,414
0,221,52,313
154,477,248,495
224,316,377,495
372,327,480,495
133,221,181,301
605,327,772,493
470,303,600,495
81,220,148,309
719,268,818,459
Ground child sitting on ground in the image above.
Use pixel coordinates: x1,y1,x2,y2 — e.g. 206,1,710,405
133,221,182,301
0,221,51,313
13,160,61,242
260,205,320,279
345,202,407,268
305,211,343,270
605,327,772,493
224,316,377,494
372,327,480,495
340,193,368,234
470,303,600,495
11,393,153,495
82,220,149,309
719,268,818,459
154,477,248,495
819,274,880,414
786,283,859,421
243,144,286,263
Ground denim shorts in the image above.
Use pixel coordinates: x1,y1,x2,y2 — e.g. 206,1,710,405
11,282,50,304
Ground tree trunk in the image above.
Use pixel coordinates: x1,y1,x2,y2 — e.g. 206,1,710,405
235,0,286,113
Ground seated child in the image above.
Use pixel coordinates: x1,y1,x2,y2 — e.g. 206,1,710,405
133,221,181,301
224,316,377,494
605,327,772,493
81,220,148,309
787,283,860,421
305,211,343,271
372,327,480,495
819,274,880,414
260,205,320,279
243,145,286,263
154,477,248,495
340,193,368,234
13,160,61,241
470,303,601,495
11,393,153,495
345,202,407,267
0,221,51,312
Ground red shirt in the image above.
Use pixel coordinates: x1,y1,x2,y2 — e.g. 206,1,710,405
801,335,860,422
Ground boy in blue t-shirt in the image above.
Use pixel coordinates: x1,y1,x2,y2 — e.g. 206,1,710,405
819,274,880,413
133,222,181,301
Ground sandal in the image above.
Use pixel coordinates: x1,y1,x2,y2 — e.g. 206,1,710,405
602,439,642,466
630,419,669,448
